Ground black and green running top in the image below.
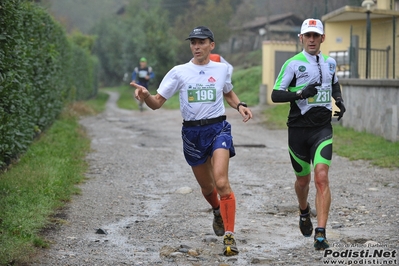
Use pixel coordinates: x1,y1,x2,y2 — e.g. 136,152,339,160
273,50,340,127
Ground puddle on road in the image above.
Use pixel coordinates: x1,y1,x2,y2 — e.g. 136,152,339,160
85,193,169,263
91,216,161,262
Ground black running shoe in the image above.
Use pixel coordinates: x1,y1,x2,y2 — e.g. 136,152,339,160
212,209,225,236
299,204,313,237
314,227,330,250
223,233,239,256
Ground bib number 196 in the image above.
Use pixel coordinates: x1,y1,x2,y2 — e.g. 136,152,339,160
188,89,216,103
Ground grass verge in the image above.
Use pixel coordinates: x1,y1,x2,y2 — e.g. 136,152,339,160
104,85,138,110
231,65,262,107
263,103,399,169
0,93,108,265
86,90,110,113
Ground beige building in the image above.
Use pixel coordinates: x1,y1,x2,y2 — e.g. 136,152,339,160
262,0,399,105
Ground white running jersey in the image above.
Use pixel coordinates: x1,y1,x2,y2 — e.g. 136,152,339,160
157,60,233,121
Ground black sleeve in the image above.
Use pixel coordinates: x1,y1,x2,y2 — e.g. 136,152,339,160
332,81,343,101
271,90,299,103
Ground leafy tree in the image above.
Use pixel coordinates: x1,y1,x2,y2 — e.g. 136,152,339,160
28,0,51,8
48,0,126,33
68,29,96,52
123,0,178,86
91,19,131,86
161,0,242,25
247,0,364,19
91,0,178,87
172,0,234,63
230,0,257,28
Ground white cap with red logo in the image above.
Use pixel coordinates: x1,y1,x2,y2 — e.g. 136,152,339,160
300,19,324,35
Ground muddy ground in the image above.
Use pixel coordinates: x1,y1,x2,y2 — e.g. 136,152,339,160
29,92,398,266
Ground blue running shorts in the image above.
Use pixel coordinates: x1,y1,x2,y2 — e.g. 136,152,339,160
182,120,236,166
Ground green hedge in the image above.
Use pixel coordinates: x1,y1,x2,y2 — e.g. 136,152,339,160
0,0,98,168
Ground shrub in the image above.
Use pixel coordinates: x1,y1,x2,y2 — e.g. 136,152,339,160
0,0,98,168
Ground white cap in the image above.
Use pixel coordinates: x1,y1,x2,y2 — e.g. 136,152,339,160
300,18,324,35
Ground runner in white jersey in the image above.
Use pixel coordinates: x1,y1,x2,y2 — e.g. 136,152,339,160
130,26,252,256
272,18,346,251
157,59,230,121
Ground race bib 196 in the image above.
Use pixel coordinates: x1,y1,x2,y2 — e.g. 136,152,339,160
187,84,216,103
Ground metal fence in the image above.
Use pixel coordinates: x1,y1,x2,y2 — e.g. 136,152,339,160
329,18,398,79
358,47,391,79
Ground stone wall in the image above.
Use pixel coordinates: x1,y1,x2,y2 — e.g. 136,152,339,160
339,79,399,142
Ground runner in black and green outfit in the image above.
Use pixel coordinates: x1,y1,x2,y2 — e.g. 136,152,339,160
271,18,346,250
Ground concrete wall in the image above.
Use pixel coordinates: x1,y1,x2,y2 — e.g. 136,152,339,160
339,79,399,142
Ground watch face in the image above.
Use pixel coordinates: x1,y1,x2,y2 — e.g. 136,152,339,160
296,90,302,96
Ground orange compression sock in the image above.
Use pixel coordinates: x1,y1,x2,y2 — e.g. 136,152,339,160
203,188,220,209
220,192,236,233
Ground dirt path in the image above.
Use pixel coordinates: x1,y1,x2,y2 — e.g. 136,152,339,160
30,92,399,266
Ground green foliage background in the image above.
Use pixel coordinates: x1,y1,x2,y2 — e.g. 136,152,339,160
90,0,234,87
91,0,179,87
0,0,98,168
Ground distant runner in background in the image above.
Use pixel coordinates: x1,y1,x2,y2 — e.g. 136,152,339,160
131,57,154,111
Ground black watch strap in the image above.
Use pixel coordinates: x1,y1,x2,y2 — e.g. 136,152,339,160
236,102,247,111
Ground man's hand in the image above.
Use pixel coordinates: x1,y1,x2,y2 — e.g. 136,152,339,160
334,99,346,121
301,83,321,98
130,81,149,101
238,106,253,122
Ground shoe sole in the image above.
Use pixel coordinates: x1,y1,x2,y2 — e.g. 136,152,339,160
214,231,224,236
299,225,313,237
314,238,329,250
314,245,329,250
299,204,313,237
299,217,313,237
224,246,239,256
213,223,224,236
213,216,225,236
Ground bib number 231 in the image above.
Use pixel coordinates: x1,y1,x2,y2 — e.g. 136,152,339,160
307,84,331,104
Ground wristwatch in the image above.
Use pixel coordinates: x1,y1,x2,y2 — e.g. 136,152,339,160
296,90,303,99
236,102,247,111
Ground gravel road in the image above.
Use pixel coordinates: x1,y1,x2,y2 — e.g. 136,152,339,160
30,91,399,266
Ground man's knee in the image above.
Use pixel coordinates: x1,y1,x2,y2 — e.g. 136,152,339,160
314,165,330,191
296,174,311,187
214,178,231,195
